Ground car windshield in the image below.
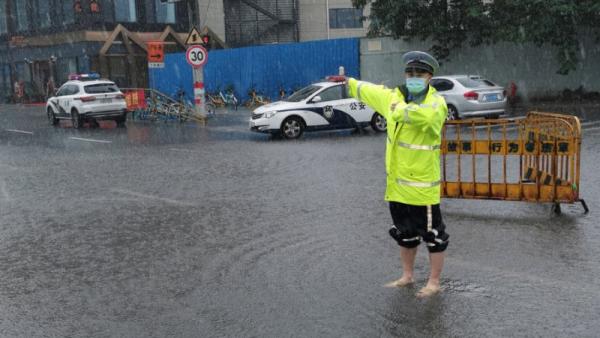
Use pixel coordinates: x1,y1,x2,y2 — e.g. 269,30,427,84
456,77,496,88
84,83,120,94
285,85,321,102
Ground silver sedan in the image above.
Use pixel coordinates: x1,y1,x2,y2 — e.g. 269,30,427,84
430,75,507,120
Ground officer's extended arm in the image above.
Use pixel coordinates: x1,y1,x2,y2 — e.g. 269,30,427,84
390,101,447,136
346,78,394,120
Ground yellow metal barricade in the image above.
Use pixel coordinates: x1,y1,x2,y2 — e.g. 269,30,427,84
441,112,588,214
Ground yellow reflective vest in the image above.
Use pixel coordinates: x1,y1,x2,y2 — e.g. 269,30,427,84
347,78,447,206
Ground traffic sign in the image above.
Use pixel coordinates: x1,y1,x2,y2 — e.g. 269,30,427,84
147,41,164,63
185,27,203,45
186,45,208,68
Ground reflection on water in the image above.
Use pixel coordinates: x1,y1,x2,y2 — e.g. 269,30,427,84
0,106,599,337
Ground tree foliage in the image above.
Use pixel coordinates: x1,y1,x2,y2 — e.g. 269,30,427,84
352,0,600,74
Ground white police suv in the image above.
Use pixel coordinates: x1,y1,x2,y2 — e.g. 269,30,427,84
46,73,128,128
249,78,386,139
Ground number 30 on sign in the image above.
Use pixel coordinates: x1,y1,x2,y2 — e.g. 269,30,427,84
186,45,208,68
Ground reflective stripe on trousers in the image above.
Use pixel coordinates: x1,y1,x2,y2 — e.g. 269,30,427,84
403,236,421,242
426,205,432,232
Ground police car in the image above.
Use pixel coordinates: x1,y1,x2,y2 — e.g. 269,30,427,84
46,73,128,128
249,77,386,139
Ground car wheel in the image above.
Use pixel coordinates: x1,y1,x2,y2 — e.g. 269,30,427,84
47,107,59,126
115,113,127,127
71,110,83,129
370,112,387,132
281,116,304,139
447,105,459,120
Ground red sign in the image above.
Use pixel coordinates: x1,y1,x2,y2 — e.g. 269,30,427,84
9,36,25,47
124,89,146,111
147,41,165,63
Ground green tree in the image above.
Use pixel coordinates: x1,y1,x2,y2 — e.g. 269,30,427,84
352,0,600,74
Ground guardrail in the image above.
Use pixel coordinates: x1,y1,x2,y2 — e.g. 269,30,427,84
120,88,207,124
442,112,588,214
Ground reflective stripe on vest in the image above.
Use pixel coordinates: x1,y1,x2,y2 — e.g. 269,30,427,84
356,82,365,101
403,106,410,123
397,142,441,151
419,103,439,109
396,179,441,188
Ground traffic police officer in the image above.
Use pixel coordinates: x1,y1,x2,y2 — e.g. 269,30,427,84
346,51,449,297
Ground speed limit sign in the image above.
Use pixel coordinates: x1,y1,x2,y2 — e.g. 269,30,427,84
186,45,208,68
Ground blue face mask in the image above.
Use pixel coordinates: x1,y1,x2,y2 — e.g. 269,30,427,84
406,77,428,94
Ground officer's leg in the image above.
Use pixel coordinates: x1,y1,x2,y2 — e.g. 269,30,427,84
400,246,418,280
386,203,421,287
417,251,445,296
385,231,419,288
418,205,449,297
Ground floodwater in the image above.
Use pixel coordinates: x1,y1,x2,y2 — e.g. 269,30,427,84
0,105,599,337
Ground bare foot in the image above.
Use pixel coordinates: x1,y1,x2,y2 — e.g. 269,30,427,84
416,285,441,298
384,276,414,288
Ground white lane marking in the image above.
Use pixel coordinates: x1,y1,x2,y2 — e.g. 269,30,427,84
110,189,195,206
581,120,600,128
69,137,112,144
5,129,34,135
0,163,19,171
169,148,203,154
0,179,10,202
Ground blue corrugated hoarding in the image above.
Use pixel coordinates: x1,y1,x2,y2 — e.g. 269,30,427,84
148,53,195,103
149,38,359,103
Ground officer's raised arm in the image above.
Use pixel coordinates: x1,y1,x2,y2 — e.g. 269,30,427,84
346,78,395,120
390,97,448,136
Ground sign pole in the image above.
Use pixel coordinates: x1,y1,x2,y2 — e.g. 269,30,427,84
186,44,208,122
193,67,205,117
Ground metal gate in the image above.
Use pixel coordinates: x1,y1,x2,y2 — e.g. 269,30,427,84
122,88,207,124
441,112,588,214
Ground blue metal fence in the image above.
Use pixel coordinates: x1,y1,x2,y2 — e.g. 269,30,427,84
149,38,360,103
148,53,195,104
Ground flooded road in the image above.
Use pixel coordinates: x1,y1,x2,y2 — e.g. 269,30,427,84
1,105,599,337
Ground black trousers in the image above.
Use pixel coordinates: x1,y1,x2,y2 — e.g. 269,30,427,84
388,202,449,253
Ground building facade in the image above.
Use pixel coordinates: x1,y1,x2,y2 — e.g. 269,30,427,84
0,0,194,103
198,0,369,48
298,0,369,41
0,0,370,103
222,0,298,47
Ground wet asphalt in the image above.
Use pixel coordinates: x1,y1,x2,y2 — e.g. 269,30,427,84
0,104,599,338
